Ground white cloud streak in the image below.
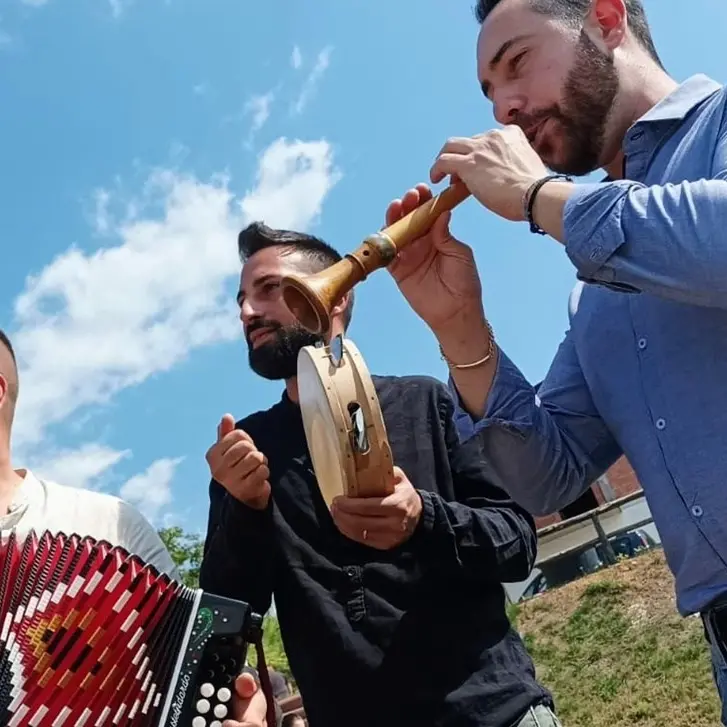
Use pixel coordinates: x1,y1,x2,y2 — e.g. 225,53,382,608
291,46,302,70
29,444,130,492
292,47,332,115
245,91,275,141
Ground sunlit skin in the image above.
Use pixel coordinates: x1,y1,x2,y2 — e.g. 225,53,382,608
474,0,675,179
236,246,346,402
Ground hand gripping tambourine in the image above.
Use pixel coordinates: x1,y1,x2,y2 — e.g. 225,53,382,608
297,335,396,507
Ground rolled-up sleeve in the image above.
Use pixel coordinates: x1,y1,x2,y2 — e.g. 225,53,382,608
562,122,727,308
449,334,622,516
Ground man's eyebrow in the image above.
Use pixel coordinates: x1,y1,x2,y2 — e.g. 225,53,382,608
236,274,280,305
489,34,532,70
481,33,534,97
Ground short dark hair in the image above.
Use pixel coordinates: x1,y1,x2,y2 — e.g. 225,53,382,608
474,0,663,68
0,330,15,363
238,221,355,329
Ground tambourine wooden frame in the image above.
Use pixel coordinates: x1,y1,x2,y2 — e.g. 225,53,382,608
297,338,395,508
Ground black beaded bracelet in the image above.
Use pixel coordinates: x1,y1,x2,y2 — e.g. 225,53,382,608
523,174,572,234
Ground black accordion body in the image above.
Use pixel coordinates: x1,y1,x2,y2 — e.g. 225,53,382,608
0,529,263,727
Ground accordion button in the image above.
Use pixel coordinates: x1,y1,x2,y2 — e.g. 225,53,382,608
211,722,222,727
197,698,211,714
217,687,231,702
214,704,228,719
192,718,206,727
200,683,215,698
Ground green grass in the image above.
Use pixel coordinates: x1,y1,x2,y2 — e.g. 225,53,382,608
512,552,721,726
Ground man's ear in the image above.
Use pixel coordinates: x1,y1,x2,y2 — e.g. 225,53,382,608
330,291,351,324
587,0,628,51
0,374,7,410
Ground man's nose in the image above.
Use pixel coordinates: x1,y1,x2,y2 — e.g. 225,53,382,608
493,91,526,127
240,298,258,326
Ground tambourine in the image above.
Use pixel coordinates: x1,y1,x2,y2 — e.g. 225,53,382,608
297,335,396,508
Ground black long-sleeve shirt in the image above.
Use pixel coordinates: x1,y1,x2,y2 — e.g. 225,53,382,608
200,375,552,727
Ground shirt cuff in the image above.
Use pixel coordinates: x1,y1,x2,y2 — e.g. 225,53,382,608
415,489,437,535
220,492,273,543
562,180,636,281
448,348,533,441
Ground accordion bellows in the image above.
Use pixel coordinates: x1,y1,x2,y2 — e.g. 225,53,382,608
0,529,260,727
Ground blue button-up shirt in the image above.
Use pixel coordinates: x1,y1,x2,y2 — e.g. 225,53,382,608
453,74,727,617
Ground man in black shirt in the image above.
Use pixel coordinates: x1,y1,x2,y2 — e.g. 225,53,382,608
199,222,558,727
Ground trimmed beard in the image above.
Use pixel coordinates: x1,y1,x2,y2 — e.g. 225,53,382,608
520,31,619,176
247,321,325,380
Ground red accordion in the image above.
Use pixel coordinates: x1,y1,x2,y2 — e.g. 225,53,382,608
0,529,263,727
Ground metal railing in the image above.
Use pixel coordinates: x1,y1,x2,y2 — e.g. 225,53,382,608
534,489,656,568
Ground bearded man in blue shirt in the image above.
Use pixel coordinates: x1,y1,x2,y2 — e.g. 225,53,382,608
383,0,727,719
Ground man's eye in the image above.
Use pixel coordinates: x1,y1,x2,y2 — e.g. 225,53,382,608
510,51,527,71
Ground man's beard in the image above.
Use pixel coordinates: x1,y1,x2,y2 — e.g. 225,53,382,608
519,31,619,176
247,321,325,380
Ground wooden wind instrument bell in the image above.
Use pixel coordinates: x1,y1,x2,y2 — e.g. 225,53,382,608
280,183,471,334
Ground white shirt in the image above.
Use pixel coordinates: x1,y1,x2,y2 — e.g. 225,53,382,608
0,469,180,580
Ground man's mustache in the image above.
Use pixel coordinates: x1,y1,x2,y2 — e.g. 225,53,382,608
245,320,282,345
514,107,562,134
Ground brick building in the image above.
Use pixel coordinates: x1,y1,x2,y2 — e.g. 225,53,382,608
534,456,641,529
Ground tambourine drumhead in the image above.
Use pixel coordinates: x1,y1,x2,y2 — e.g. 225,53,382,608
297,338,395,508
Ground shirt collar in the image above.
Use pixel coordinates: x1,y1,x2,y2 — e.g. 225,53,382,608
636,74,722,126
598,74,723,182
0,469,39,529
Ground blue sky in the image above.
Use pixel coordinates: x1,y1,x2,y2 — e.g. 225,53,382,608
0,0,724,533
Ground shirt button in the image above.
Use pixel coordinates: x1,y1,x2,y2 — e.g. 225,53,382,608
631,129,644,141
655,418,666,430
692,505,704,518
637,337,647,350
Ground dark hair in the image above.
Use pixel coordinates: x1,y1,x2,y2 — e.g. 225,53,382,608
238,221,355,329
474,0,663,68
0,330,15,363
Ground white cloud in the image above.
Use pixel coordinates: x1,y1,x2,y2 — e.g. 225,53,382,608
245,91,274,136
92,188,113,235
29,443,130,491
292,46,332,115
9,135,341,517
241,138,341,229
119,457,183,523
291,46,302,70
